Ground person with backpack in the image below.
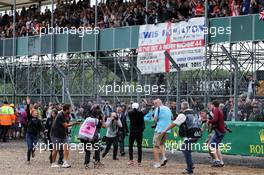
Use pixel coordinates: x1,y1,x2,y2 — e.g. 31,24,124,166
79,104,105,169
162,101,202,174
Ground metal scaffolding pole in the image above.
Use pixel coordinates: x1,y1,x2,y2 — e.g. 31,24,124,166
27,57,30,94
94,0,99,103
3,63,6,101
50,0,55,102
127,58,141,102
81,54,85,103
207,45,212,102
114,56,117,102
145,0,148,24
220,45,238,121
12,0,16,104
54,64,66,103
164,51,180,113
204,0,209,106
40,56,43,102
137,73,142,103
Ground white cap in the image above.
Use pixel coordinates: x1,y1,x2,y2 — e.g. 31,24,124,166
132,103,139,109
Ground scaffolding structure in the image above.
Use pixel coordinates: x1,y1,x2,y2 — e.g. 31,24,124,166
0,1,264,118
1,41,264,102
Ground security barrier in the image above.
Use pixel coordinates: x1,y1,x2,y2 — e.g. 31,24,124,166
70,121,264,157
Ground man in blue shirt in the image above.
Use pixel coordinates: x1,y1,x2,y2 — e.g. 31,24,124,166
152,99,172,168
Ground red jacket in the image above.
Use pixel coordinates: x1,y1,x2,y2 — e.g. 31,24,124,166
209,107,225,133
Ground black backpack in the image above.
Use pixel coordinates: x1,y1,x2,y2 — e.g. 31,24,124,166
178,110,202,139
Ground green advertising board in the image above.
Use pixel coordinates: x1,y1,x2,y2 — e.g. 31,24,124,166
71,121,264,157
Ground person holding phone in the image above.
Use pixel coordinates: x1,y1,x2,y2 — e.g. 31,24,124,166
102,112,122,160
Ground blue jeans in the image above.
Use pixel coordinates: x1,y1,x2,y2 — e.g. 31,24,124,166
210,130,225,149
181,139,198,174
26,133,38,161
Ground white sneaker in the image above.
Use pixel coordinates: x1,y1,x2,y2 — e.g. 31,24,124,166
51,163,60,168
153,163,161,168
61,161,71,168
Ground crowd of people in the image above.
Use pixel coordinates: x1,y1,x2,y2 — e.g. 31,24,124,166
0,96,237,174
0,0,264,38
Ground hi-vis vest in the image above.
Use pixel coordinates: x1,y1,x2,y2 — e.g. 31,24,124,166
0,105,15,126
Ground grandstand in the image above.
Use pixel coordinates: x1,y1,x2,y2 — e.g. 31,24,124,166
0,0,264,121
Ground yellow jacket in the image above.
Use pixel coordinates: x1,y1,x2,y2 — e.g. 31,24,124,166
0,105,15,126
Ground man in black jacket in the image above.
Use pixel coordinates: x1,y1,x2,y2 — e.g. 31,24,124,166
127,103,145,166
116,105,128,156
25,97,44,164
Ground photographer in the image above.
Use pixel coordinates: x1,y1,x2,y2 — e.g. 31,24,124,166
102,112,122,160
116,105,128,156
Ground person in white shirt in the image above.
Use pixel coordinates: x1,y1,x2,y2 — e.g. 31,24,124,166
102,112,122,160
162,101,201,174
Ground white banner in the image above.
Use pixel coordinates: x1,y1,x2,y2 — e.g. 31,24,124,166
137,17,205,74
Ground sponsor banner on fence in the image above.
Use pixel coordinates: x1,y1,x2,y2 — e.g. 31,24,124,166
137,17,205,74
71,121,264,157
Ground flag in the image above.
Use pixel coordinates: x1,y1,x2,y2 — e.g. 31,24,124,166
260,11,264,20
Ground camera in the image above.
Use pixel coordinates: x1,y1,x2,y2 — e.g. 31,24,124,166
98,114,103,121
207,111,213,120
151,123,157,129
